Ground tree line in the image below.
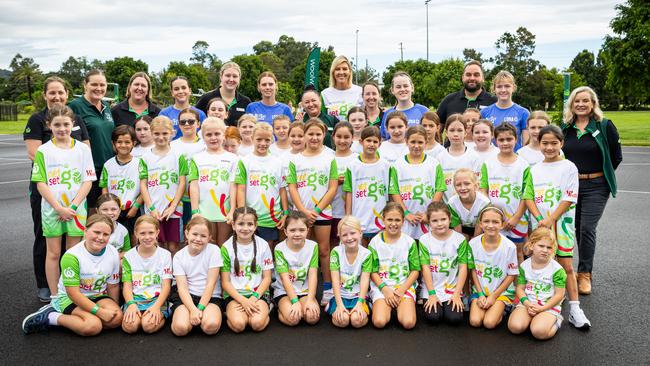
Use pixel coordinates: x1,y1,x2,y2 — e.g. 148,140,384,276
2,0,647,112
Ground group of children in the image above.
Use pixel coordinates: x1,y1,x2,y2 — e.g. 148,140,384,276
22,70,588,340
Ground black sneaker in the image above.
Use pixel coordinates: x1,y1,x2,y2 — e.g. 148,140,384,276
22,304,56,334
37,288,51,303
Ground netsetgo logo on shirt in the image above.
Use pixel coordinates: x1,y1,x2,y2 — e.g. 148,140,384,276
425,256,458,276
235,262,262,280
131,272,161,287
288,267,308,285
475,262,504,283
48,167,82,189
80,274,110,292
355,181,386,201
110,178,136,194
147,171,178,189
341,273,360,292
534,185,562,207
400,181,434,205
378,261,409,283
249,174,276,190
200,168,229,185
487,181,523,204
297,172,328,191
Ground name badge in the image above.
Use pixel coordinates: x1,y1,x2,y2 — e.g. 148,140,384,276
72,126,80,131
592,130,600,138
236,108,245,112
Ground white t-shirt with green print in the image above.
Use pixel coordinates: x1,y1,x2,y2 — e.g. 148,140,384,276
517,258,567,314
220,235,274,298
138,149,188,218
99,156,141,210
330,245,373,299
122,246,173,305
368,232,420,301
286,151,339,220
418,230,469,302
391,154,447,239
467,234,519,300
108,222,131,253
437,148,481,202
447,192,491,229
332,153,358,218
187,150,238,222
234,154,285,228
271,239,319,297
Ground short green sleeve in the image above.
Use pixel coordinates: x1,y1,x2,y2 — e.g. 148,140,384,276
479,163,489,190
369,246,379,272
419,242,430,266
361,252,373,273
234,160,247,185
31,150,46,183
220,246,231,272
457,240,469,264
553,267,567,288
138,158,149,180
466,244,475,269
342,168,352,192
178,155,189,176
435,164,446,193
286,161,297,184
408,241,420,271
60,253,80,287
309,244,319,268
517,266,527,285
388,166,400,195
274,249,289,273
522,168,535,200
122,234,131,252
99,166,108,188
329,249,340,271
122,257,132,283
449,204,461,228
328,159,339,180
187,159,199,183
521,166,532,199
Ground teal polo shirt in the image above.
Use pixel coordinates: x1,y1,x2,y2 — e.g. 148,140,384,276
69,97,115,169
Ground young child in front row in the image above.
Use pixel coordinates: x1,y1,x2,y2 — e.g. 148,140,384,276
139,116,187,255
96,193,131,257
171,216,223,336
329,216,372,328
508,227,566,340
31,105,96,297
447,168,491,239
369,203,420,330
22,214,122,336
100,125,141,235
377,111,409,165
391,125,446,240
272,211,320,326
344,126,398,245
523,124,590,329
480,122,530,263
235,122,288,247
121,216,172,334
188,117,238,245
221,207,274,333
467,206,518,329
419,202,468,326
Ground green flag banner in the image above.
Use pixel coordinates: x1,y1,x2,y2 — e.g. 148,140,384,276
562,72,571,112
305,47,321,90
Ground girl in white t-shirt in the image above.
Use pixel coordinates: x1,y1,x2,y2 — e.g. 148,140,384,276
447,168,491,240
188,117,238,245
121,216,172,334
438,115,481,202
472,119,499,164
332,122,358,245
467,207,518,329
171,216,223,336
329,216,372,328
236,114,256,156
347,107,367,154
508,227,567,340
421,111,444,159
462,108,481,149
518,111,552,166
272,211,320,326
221,207,274,333
96,193,131,257
377,111,408,165
269,115,292,156
132,116,154,158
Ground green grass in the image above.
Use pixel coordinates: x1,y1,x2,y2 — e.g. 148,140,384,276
2,111,649,145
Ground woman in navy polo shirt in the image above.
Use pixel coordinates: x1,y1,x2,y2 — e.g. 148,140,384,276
111,72,160,128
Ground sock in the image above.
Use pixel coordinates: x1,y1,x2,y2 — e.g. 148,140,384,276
323,282,332,291
569,300,580,311
48,312,62,326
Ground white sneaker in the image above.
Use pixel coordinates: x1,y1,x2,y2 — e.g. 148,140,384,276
568,307,591,329
320,289,333,307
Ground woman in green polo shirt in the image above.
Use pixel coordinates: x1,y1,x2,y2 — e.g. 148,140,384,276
69,69,115,208
298,86,337,149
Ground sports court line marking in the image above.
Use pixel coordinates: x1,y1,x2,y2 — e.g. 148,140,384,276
0,179,28,185
620,163,650,166
0,161,30,166
623,151,650,155
0,157,30,161
618,190,650,195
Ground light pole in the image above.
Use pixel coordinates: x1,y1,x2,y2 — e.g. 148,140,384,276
355,29,359,84
425,0,431,62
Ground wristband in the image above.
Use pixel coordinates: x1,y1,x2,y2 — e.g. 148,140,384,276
251,292,261,299
125,300,137,307
283,210,290,216
478,292,486,297
133,202,141,209
149,204,156,211
404,210,410,216
90,304,100,315
197,303,206,311
520,296,529,304
358,298,366,304
191,209,200,215
314,206,322,214
70,204,78,211
290,297,299,305
428,289,437,296
535,215,543,222
378,282,386,290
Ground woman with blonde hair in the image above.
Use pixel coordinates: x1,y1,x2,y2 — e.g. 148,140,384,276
195,61,252,126
321,55,363,121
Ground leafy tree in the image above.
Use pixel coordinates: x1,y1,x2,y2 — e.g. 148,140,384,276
258,52,287,81
103,57,149,99
273,35,314,76
159,61,211,104
602,0,650,106
277,81,297,105
421,58,465,109
381,59,436,107
9,53,42,102
191,41,217,69
353,62,380,85
253,40,274,55
58,56,99,95
462,48,486,64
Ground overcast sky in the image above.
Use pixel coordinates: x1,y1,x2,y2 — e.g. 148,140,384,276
0,0,622,76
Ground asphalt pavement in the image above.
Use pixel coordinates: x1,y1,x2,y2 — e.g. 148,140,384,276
0,134,648,365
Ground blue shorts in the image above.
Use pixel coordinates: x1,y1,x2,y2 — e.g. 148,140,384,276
122,299,170,318
326,297,369,315
256,226,279,242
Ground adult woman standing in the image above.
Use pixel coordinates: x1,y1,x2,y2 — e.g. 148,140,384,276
23,76,90,302
296,86,337,149
111,72,160,128
195,61,251,127
561,86,622,295
159,76,206,140
362,81,383,127
69,70,115,209
245,71,293,124
321,55,363,121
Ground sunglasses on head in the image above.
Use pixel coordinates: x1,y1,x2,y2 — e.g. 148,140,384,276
179,119,196,126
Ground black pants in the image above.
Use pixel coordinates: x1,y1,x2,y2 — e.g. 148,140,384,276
422,301,463,325
29,182,48,289
575,176,610,273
